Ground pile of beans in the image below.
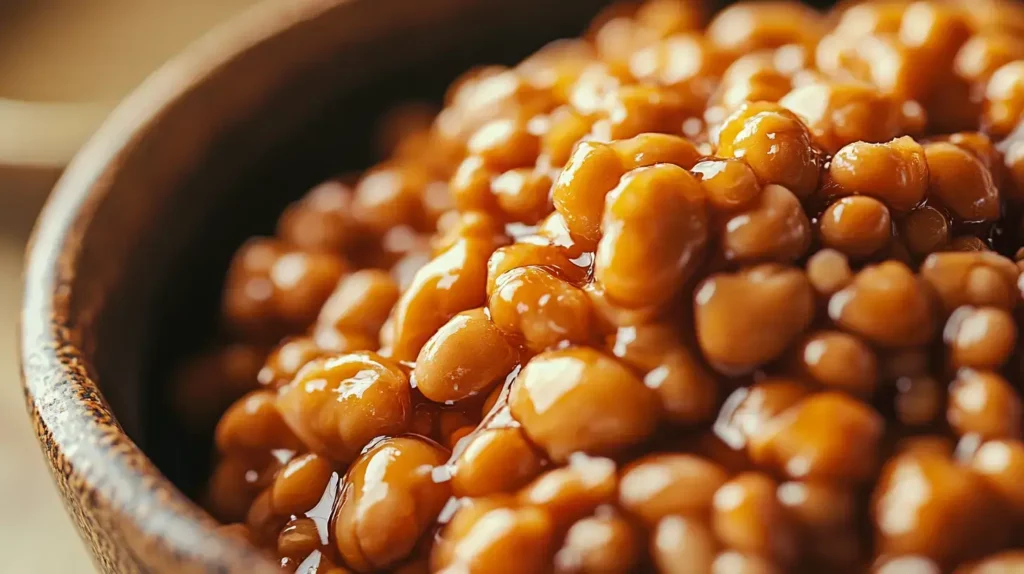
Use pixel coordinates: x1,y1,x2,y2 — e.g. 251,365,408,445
174,0,1024,571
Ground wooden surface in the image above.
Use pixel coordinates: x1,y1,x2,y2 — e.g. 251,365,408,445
1,2,258,571
0,192,92,571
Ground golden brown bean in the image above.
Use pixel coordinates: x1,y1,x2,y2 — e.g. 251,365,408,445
828,261,936,348
450,425,545,498
946,306,1017,370
414,308,519,403
692,158,762,212
386,237,491,361
271,453,335,517
510,348,658,461
873,449,1005,567
610,133,701,171
948,370,1021,440
779,82,918,154
552,141,626,244
818,196,892,259
828,137,929,213
707,2,823,58
489,266,592,352
595,164,708,308
721,184,811,264
608,324,718,424
317,269,400,337
984,60,1024,137
277,353,411,463
553,513,641,574
651,516,718,574
716,103,821,198
955,32,1024,85
485,242,586,296
467,118,540,172
619,453,729,524
902,205,950,257
805,248,852,297
924,142,1001,223
749,392,884,482
277,179,358,253
258,337,324,389
796,330,878,396
334,436,450,572
352,164,432,233
432,497,556,574
491,168,553,225
695,265,815,373
969,439,1024,516
920,252,1019,313
712,472,795,564
215,390,302,455
716,379,811,451
518,454,618,529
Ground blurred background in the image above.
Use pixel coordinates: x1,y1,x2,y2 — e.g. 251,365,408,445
0,2,258,570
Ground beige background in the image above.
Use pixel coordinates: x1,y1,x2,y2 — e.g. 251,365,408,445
0,2,258,571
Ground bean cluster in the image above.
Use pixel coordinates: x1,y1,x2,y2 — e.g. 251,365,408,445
174,0,1024,572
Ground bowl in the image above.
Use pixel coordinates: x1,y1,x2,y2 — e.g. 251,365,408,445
19,0,611,571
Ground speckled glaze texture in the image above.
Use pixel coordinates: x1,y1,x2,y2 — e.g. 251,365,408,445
18,0,611,571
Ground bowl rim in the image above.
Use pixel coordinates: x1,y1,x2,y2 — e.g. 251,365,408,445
19,0,349,570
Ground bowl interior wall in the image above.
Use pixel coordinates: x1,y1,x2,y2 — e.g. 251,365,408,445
75,3,612,499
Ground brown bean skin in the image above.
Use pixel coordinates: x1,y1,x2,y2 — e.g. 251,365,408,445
712,472,796,564
651,516,719,574
317,269,400,338
518,454,618,529
334,437,450,572
510,348,659,462
948,370,1021,440
414,308,519,403
873,450,1007,567
946,307,1017,370
450,425,545,498
271,453,335,517
432,497,556,574
819,196,892,259
215,390,303,456
552,141,626,244
828,137,929,213
749,392,884,482
692,158,762,212
716,103,821,199
828,261,936,348
276,353,411,463
595,163,708,308
695,265,815,374
970,439,1024,516
608,324,718,424
619,453,729,524
779,82,917,154
924,142,1001,223
385,237,491,361
553,513,642,574
489,266,593,352
920,252,1019,313
796,330,878,396
722,184,811,264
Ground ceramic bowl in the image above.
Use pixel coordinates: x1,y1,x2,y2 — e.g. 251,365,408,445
19,0,610,571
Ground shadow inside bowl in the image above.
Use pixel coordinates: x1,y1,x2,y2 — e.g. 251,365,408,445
119,0,611,511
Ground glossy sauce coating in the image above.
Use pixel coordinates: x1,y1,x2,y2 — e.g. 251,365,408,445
188,1,1024,572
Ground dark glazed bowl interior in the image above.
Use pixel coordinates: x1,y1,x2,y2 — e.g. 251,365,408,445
21,0,622,571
